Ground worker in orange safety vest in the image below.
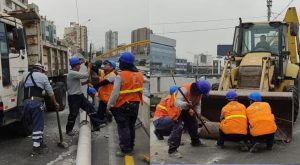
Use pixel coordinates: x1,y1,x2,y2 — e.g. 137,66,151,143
246,91,277,153
94,59,117,126
153,85,180,140
106,52,144,157
217,90,249,151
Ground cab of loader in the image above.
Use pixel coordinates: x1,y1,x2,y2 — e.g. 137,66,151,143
232,21,293,88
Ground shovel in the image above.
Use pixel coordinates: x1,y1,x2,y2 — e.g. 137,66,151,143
55,107,68,148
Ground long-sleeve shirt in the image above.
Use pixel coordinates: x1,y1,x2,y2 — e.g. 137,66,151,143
107,75,122,109
23,71,54,96
175,87,201,113
67,70,89,95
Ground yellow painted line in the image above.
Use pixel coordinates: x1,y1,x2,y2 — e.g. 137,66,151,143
124,155,135,165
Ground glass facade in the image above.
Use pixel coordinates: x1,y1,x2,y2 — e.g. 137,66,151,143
150,42,176,74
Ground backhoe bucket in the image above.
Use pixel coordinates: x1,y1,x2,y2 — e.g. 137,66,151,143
201,90,294,142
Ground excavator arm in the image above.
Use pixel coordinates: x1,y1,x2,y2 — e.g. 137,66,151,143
284,7,299,64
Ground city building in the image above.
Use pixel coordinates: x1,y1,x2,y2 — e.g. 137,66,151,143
192,53,223,75
150,34,176,75
41,16,57,44
0,0,28,12
64,22,88,54
131,27,152,55
105,30,118,52
193,53,213,74
175,58,188,75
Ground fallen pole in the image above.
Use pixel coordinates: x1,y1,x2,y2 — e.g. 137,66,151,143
75,111,91,165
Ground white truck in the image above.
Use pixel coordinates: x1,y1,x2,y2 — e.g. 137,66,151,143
0,8,68,136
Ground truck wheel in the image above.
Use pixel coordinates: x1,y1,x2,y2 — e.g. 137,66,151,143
15,111,32,136
212,83,219,90
45,82,66,111
284,85,299,122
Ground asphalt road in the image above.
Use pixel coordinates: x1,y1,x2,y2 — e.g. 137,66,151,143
0,109,78,165
150,118,300,164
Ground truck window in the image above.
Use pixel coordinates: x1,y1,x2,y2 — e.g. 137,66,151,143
0,22,11,86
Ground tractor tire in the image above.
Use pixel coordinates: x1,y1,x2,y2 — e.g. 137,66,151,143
212,83,219,90
15,110,32,136
283,85,299,122
45,82,66,111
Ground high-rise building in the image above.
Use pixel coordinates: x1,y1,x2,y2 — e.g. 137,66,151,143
150,34,176,75
64,23,88,54
105,30,118,52
131,27,152,55
0,0,28,12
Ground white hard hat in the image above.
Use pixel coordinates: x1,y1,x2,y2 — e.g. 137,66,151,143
33,63,45,71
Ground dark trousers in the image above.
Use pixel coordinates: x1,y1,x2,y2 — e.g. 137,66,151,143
168,110,199,153
97,100,112,123
24,99,44,147
217,130,247,146
111,102,139,153
66,94,100,132
251,133,275,149
153,116,175,136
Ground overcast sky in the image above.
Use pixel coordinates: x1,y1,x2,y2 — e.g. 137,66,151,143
29,0,149,50
149,0,300,61
29,0,299,61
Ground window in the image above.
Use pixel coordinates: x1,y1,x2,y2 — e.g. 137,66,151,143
0,22,11,86
241,24,279,55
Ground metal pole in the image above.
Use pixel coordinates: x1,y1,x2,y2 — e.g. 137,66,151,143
267,0,272,21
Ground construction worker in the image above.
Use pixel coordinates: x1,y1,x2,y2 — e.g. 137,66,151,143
23,63,60,155
95,59,117,126
153,85,180,140
246,91,277,153
255,35,271,51
107,52,144,156
66,56,101,136
168,80,211,158
217,90,248,151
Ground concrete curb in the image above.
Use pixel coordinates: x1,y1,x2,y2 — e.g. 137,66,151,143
75,111,91,165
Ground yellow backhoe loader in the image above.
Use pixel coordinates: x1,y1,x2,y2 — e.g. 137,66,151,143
202,7,300,142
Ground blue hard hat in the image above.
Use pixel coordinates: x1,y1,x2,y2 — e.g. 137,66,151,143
196,80,211,96
248,91,262,101
69,56,81,66
104,59,117,68
119,52,135,64
225,90,238,100
87,87,97,95
169,85,179,95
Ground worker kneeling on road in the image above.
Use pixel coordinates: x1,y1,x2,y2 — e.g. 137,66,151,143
246,91,277,153
106,52,144,157
217,90,249,151
65,56,101,136
168,80,211,158
153,85,180,140
94,59,117,126
23,63,60,155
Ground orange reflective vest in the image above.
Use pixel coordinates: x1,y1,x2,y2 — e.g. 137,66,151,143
98,70,116,103
114,71,144,108
220,101,247,135
154,93,180,120
246,102,277,136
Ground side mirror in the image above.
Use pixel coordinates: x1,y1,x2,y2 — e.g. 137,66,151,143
290,23,298,36
281,51,290,58
12,28,26,50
